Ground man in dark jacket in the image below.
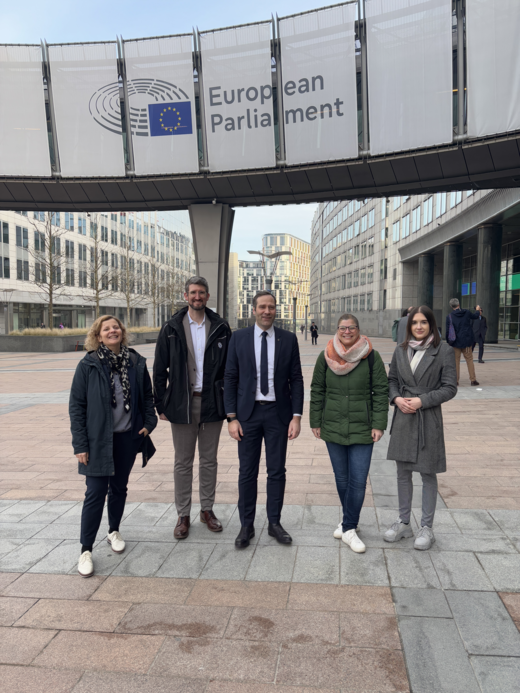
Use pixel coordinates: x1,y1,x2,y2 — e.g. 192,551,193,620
446,298,480,386
310,322,318,345
472,305,487,363
153,276,231,540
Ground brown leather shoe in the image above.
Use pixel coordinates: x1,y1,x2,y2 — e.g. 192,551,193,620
471,380,480,386
174,516,190,539
200,509,223,532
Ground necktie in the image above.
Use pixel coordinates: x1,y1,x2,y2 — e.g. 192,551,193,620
260,331,269,396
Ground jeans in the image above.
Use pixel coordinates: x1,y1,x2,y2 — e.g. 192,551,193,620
80,431,136,548
326,442,373,531
396,463,438,528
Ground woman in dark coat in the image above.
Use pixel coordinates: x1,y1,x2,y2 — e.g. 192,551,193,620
69,315,157,577
310,314,388,553
384,306,457,550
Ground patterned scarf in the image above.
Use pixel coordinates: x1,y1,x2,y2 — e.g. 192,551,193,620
407,334,434,363
97,343,131,412
324,333,372,375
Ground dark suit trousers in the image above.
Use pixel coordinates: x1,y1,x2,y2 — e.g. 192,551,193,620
472,336,484,361
237,401,289,527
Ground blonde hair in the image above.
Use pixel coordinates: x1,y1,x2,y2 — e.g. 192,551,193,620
84,315,128,352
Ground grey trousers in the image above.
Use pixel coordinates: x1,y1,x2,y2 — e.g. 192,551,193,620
396,463,438,528
170,397,223,516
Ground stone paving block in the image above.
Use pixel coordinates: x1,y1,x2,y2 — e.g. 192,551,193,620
432,533,517,553
0,522,47,540
275,504,304,529
115,525,177,543
0,537,25,559
385,549,441,589
488,509,520,536
413,508,462,533
276,642,409,690
155,503,201,526
205,683,338,693
19,500,77,524
398,616,481,693
227,506,268,533
302,505,340,529
256,528,337,547
245,545,297,582
369,476,398,495
200,543,254,581
111,541,174,578
33,630,165,673
0,595,37,625
0,665,82,693
0,500,19,512
90,576,195,604
5,572,105,600
392,587,452,618
149,636,279,682
340,612,402,650
0,625,57,664
430,551,494,591
116,603,232,637
375,508,419,532
0,500,47,521
0,572,20,592
500,592,520,625
14,597,131,632
471,655,520,693
70,540,139,576
70,671,206,693
120,502,171,526
155,542,215,579
186,579,289,609
340,546,389,587
292,546,340,584
28,538,81,574
33,522,106,542
446,591,520,656
0,538,62,572
476,554,520,592
450,509,503,534
225,607,339,645
287,583,394,614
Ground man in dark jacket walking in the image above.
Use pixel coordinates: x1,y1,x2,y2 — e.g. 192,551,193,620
446,298,480,386
310,322,318,345
472,305,487,363
153,276,231,539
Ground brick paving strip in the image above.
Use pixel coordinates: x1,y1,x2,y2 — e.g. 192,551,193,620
0,337,519,691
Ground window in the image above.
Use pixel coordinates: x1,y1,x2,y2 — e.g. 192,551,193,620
65,240,74,259
368,236,374,256
101,250,108,266
467,189,474,196
353,270,359,287
78,243,87,261
34,231,45,252
347,272,352,288
111,229,117,245
354,245,360,261
79,270,87,288
65,268,75,286
367,293,373,311
402,214,410,238
111,253,118,269
77,215,87,235
16,226,28,248
33,211,45,221
341,274,346,290
435,192,446,218
17,259,29,281
65,212,74,231
348,224,354,240
35,262,46,283
354,220,360,237
361,215,367,233
1,221,8,243
51,212,60,227
392,220,400,242
412,206,421,233
353,295,358,311
380,258,387,279
52,237,61,255
361,242,367,259
101,223,108,243
393,196,401,210
450,191,462,208
360,268,366,285
346,296,352,311
367,265,373,284
368,208,375,228
360,294,365,311
347,248,353,264
1,257,10,278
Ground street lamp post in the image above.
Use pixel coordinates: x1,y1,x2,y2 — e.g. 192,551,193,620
1,289,14,335
292,296,297,334
305,304,308,340
247,250,292,295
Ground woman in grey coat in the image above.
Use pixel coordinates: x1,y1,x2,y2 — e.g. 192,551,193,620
384,306,457,550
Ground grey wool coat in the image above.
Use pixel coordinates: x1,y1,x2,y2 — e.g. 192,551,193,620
387,342,457,473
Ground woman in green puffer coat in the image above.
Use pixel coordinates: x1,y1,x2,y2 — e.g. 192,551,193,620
310,313,388,554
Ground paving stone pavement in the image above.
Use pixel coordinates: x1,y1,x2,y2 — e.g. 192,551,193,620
0,337,519,691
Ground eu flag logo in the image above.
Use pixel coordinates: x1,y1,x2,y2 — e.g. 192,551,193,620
148,101,193,137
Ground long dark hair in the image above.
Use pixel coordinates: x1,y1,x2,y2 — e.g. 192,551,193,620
401,305,441,349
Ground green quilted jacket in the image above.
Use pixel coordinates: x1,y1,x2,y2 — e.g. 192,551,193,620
310,349,389,445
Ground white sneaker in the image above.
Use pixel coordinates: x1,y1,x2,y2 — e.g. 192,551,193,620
78,551,94,578
342,529,366,553
414,526,435,551
107,531,125,554
384,518,414,543
333,522,343,539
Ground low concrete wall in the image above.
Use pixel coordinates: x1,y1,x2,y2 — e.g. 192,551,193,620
0,332,160,353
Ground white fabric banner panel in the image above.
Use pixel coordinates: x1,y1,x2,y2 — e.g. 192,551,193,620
279,4,358,166
48,43,125,177
124,36,199,175
466,0,520,138
366,0,453,156
200,23,276,172
0,45,51,177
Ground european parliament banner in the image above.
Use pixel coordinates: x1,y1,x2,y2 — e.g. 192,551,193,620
48,43,125,178
0,45,51,177
200,23,276,172
279,4,358,166
123,36,199,175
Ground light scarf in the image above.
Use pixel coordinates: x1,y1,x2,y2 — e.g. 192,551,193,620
97,343,131,412
407,334,434,373
324,333,372,375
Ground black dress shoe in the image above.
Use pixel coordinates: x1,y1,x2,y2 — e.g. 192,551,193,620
268,523,292,544
235,526,254,549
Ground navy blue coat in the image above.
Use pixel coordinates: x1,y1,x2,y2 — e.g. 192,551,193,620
224,325,304,426
69,349,157,476
473,314,488,340
445,309,480,349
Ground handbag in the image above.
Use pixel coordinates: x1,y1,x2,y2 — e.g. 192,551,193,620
447,314,456,345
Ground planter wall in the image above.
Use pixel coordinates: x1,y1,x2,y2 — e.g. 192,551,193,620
0,332,159,353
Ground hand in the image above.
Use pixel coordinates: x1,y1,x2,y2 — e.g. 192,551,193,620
371,429,384,443
76,452,88,466
288,417,301,440
228,419,243,441
312,427,321,439
404,397,423,411
138,428,149,437
159,413,169,421
395,397,416,414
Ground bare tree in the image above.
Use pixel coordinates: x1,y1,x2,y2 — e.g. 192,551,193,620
164,269,186,316
119,234,147,327
79,213,118,319
28,213,70,327
144,255,164,328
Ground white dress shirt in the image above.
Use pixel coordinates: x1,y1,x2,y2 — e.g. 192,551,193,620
189,313,206,392
254,323,276,401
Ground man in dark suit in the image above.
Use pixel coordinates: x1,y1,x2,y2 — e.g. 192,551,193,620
472,304,487,364
224,291,304,549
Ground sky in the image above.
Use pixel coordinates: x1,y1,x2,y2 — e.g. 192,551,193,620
2,0,321,261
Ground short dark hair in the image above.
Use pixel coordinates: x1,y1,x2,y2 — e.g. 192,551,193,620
252,291,276,309
402,305,441,349
401,308,409,317
337,313,359,329
185,276,209,294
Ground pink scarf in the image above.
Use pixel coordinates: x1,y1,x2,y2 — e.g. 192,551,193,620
407,334,434,362
324,333,372,375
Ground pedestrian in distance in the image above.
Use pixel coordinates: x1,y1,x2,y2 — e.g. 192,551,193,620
310,321,319,345
224,290,304,549
300,324,305,335
310,314,388,553
384,306,457,550
153,276,231,540
472,305,487,363
69,315,157,578
397,306,413,345
446,298,480,386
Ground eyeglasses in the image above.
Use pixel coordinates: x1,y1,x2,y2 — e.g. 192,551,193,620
338,326,358,333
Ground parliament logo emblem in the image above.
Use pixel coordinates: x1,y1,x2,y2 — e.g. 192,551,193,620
89,78,193,137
